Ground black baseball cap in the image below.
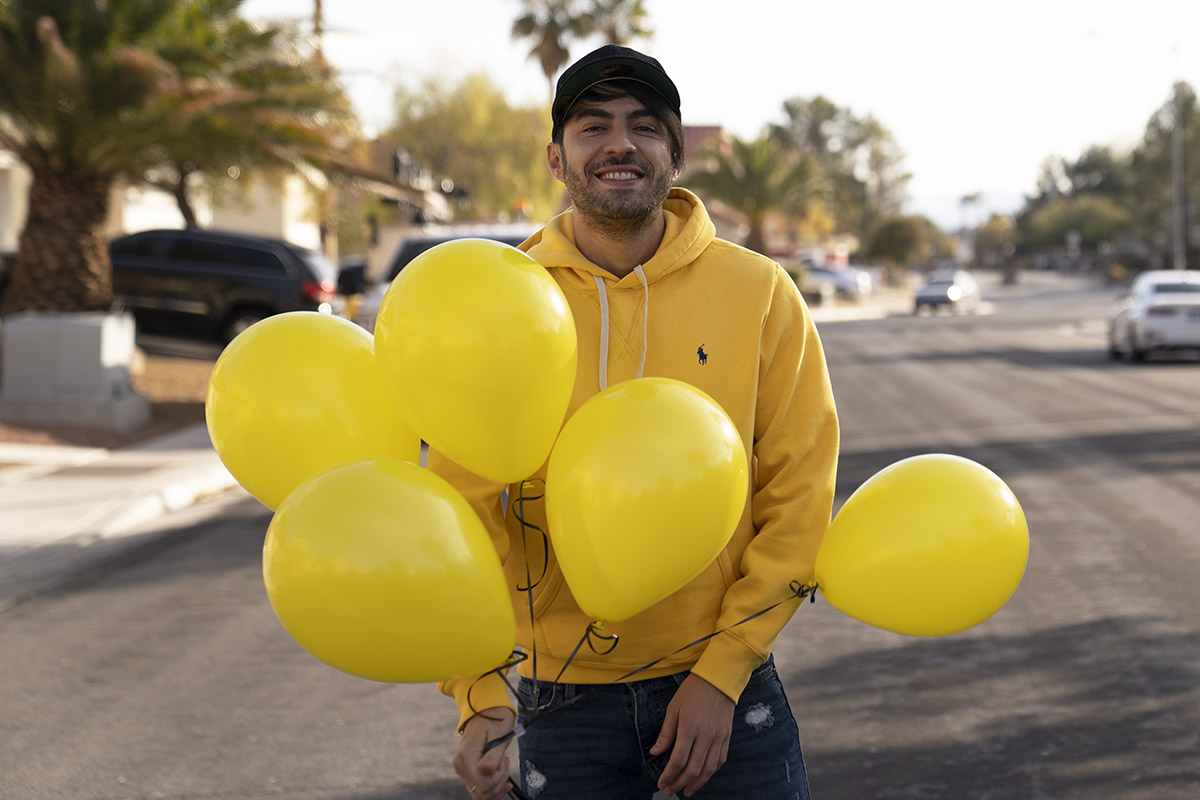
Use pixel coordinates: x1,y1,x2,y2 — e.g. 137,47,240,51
552,45,681,127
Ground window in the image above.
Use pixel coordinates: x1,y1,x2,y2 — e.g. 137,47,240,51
112,234,174,259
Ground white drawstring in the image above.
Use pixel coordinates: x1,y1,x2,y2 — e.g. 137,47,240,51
592,267,649,390
593,275,610,390
633,265,649,379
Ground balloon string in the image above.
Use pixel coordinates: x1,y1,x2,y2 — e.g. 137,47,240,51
513,481,548,710
513,483,549,591
466,649,530,723
524,581,819,725
475,582,820,759
550,622,619,685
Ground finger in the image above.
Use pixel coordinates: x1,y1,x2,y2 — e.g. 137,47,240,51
657,732,696,792
479,773,513,800
467,760,512,800
681,742,725,796
479,737,509,773
649,705,679,756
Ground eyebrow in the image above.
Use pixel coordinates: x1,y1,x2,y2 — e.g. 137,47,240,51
571,106,659,124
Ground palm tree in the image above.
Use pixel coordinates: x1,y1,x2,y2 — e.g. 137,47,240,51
0,0,192,313
591,0,652,44
144,11,360,229
686,133,817,255
0,0,362,314
512,0,595,103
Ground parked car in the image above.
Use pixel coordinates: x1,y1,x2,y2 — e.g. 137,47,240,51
805,265,874,301
356,226,535,332
109,228,340,343
1107,269,1200,361
336,254,368,323
0,250,14,301
914,269,982,314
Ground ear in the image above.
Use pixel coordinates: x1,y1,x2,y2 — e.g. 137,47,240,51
547,142,566,184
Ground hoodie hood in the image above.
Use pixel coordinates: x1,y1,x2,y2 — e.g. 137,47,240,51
521,187,716,290
520,187,716,392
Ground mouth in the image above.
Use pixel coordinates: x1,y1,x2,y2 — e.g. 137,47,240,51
594,166,645,183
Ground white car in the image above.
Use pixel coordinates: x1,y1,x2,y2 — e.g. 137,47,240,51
355,226,534,333
1107,269,1200,361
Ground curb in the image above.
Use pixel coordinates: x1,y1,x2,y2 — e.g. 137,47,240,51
97,461,240,538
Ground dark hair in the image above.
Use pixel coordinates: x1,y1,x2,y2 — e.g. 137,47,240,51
551,79,686,173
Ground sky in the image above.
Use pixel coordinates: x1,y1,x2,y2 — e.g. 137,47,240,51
243,0,1200,231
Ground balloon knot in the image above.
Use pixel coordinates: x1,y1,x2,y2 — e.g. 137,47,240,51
585,622,619,656
789,579,819,603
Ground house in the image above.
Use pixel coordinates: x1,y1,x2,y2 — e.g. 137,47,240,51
0,145,446,263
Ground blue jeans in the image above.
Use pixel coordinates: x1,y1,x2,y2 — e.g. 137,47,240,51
514,655,811,799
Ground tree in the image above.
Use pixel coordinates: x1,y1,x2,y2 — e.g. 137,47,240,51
1062,145,1130,198
867,214,952,270
386,73,561,222
770,96,909,244
590,0,652,44
959,191,982,230
0,0,362,314
1021,195,1132,252
0,0,191,313
512,0,595,102
1015,83,1200,268
973,213,1016,266
142,10,360,230
686,132,816,255
1125,83,1198,261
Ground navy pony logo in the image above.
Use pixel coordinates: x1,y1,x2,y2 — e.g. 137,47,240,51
697,344,708,365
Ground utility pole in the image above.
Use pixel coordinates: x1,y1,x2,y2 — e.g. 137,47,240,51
1171,84,1187,270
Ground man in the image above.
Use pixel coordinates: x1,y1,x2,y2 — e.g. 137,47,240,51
433,45,839,799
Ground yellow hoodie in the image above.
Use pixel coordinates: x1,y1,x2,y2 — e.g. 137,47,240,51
434,188,839,729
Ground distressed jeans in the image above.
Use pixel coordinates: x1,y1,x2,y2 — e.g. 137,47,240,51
514,655,811,799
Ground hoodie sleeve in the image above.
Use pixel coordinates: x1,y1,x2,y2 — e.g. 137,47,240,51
426,449,518,731
690,264,840,702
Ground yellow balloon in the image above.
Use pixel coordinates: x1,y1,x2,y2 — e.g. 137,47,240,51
814,454,1029,636
206,312,420,510
545,378,748,623
374,239,577,483
263,458,517,683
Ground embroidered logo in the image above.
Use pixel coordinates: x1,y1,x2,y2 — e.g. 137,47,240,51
697,343,708,365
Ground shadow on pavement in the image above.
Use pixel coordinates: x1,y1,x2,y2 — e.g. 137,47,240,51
789,617,1200,800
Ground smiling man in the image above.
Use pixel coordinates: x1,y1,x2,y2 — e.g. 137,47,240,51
433,45,840,800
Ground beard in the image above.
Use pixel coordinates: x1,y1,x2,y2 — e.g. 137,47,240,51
560,152,675,239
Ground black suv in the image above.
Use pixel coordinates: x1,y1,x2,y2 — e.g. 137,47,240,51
109,228,339,343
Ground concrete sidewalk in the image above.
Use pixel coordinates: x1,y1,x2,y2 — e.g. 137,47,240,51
0,423,243,612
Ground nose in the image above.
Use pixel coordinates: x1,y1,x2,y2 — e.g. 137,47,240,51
602,123,637,157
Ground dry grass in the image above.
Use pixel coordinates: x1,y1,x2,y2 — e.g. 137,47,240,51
0,353,213,450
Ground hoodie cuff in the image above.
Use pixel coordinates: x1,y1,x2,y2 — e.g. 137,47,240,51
688,633,766,703
440,671,516,733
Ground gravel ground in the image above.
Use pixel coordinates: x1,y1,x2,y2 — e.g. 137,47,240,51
0,351,213,450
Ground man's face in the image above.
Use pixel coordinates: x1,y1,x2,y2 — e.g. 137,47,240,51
549,94,679,233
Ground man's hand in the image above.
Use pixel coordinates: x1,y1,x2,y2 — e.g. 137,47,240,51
650,674,735,797
453,707,516,799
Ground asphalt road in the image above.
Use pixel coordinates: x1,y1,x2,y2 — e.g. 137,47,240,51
3,274,1199,799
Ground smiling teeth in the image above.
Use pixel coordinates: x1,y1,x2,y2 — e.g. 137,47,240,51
602,171,639,180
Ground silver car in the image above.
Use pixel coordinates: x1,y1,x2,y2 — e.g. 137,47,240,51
805,265,874,301
914,269,982,315
1107,269,1200,361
